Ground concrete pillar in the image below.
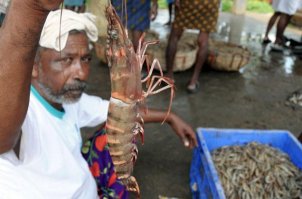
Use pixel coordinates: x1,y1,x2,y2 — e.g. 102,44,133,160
228,14,245,44
86,0,108,37
232,0,247,15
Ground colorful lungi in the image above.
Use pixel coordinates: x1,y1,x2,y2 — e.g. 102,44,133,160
82,127,128,199
111,0,151,31
173,0,219,33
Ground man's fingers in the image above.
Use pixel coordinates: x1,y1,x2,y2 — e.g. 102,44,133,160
182,136,190,147
182,134,197,148
191,138,198,148
191,134,198,147
185,133,198,148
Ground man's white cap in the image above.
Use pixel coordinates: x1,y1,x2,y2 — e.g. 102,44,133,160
39,9,98,51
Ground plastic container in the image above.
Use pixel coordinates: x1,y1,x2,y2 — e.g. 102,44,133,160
190,128,302,199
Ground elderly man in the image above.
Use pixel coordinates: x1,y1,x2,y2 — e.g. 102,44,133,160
0,5,197,199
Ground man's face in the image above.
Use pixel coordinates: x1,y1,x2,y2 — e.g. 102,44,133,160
34,32,92,104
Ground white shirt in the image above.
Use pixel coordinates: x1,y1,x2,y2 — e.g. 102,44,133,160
0,0,10,14
0,86,109,199
272,0,302,15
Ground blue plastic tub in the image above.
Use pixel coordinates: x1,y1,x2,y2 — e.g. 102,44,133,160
190,128,302,199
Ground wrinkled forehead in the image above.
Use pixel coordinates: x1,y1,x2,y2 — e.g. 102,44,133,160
63,32,90,53
68,29,88,37
65,30,90,46
37,31,90,59
59,34,90,56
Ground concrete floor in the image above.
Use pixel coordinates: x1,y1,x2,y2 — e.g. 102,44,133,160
84,10,302,199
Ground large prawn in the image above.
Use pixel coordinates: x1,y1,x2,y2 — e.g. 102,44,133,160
104,2,175,196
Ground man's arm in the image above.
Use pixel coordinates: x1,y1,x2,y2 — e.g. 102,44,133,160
139,108,198,149
0,0,62,154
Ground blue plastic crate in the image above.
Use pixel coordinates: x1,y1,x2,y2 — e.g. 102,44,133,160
190,128,302,199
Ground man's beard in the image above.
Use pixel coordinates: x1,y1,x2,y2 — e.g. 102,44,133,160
37,80,87,104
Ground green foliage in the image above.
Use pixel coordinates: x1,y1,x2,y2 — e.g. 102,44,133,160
158,0,273,13
247,1,274,13
158,0,168,9
222,0,233,12
222,0,273,13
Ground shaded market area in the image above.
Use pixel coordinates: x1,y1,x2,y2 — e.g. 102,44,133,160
2,0,302,198
84,9,302,198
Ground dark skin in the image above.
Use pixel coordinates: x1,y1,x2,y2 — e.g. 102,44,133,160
32,33,92,110
32,33,197,148
275,13,292,45
264,0,291,45
263,12,281,41
166,0,209,89
126,0,158,51
0,0,63,154
264,12,292,45
166,1,174,25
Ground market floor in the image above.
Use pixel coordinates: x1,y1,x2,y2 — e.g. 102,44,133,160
83,10,302,199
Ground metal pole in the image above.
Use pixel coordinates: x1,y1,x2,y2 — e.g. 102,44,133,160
232,0,247,15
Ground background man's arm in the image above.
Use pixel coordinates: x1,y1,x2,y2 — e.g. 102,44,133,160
0,0,62,154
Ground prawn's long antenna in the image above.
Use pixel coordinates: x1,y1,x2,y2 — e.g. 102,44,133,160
121,0,128,37
120,0,123,24
124,0,127,31
59,2,64,56
119,0,128,34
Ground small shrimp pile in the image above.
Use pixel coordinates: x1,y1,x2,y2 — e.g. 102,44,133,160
212,142,302,199
287,90,302,107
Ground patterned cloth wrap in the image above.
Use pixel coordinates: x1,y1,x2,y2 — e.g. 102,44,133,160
111,0,151,31
173,0,220,33
82,127,129,199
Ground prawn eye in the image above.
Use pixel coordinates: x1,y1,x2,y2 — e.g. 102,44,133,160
109,29,118,40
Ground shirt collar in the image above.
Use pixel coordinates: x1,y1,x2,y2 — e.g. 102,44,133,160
31,85,65,119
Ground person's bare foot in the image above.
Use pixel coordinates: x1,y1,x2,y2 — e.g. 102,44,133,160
186,82,200,94
262,37,271,45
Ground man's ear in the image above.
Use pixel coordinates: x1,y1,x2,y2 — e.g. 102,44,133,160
32,62,39,78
